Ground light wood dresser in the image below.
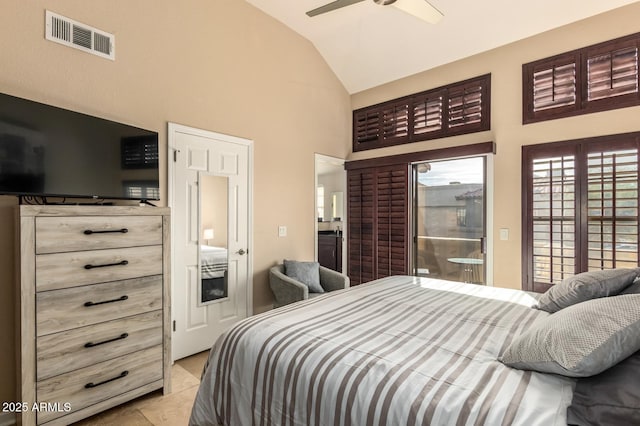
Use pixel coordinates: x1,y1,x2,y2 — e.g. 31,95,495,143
15,205,171,425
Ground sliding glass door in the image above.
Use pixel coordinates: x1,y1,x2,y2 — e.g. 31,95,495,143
413,157,486,284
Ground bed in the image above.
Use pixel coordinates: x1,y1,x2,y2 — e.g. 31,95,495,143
190,275,584,425
200,245,228,302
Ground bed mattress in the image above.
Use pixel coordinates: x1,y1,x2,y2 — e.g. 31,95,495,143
190,275,574,426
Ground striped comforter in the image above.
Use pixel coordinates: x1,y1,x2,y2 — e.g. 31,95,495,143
201,245,227,279
190,276,574,426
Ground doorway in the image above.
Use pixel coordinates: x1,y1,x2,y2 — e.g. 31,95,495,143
314,154,346,273
413,156,488,284
168,123,253,361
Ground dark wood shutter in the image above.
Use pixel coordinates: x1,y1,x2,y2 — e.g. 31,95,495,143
528,149,577,292
353,100,410,150
375,167,409,278
447,80,489,134
533,62,577,112
382,101,410,142
347,164,408,285
412,91,444,136
523,32,640,123
353,74,490,152
586,43,638,103
585,142,639,271
523,53,580,123
347,168,375,284
522,132,640,292
354,109,380,146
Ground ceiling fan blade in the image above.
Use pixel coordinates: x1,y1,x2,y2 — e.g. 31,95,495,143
306,0,366,17
392,0,443,24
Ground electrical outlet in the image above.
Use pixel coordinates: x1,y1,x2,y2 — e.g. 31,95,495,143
278,225,287,237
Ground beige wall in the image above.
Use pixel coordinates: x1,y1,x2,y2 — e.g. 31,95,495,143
0,0,350,405
350,2,640,290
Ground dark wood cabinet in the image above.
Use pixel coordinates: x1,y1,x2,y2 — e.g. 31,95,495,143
318,232,342,272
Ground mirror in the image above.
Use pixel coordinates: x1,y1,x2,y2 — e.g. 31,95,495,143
199,173,229,304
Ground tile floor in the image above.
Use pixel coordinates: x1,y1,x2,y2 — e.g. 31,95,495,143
72,350,209,426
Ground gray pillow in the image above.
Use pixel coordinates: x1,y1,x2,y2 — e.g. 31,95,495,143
621,277,640,295
283,260,324,293
499,294,640,377
535,268,640,313
567,352,640,426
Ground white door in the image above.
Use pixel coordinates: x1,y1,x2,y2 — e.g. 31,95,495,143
169,123,252,361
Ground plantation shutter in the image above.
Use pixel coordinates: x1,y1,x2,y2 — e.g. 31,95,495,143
532,63,577,112
530,152,577,290
353,74,490,152
523,132,640,292
347,168,375,285
375,166,409,278
382,102,409,141
586,145,639,270
524,33,640,123
448,82,483,128
413,92,444,136
354,109,380,146
347,164,408,285
587,45,639,102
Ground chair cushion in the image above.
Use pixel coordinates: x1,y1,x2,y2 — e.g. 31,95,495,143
535,268,640,313
283,260,324,293
499,294,640,377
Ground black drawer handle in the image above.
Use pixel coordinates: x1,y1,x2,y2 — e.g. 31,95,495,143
84,295,128,307
85,370,129,389
84,228,129,235
84,333,129,348
84,260,129,270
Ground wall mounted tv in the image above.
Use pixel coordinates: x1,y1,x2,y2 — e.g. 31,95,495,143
0,92,159,202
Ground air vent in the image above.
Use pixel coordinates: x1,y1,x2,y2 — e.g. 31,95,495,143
45,11,115,60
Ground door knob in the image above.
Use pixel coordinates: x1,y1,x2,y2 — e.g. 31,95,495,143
236,248,247,255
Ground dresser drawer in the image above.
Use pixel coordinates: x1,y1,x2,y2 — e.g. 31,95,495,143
36,245,162,291
37,311,162,381
35,215,163,254
37,275,162,336
37,345,163,424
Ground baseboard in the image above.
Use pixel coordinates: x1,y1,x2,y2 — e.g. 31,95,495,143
0,412,15,426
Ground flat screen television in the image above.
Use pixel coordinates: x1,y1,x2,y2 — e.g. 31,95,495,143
0,92,159,202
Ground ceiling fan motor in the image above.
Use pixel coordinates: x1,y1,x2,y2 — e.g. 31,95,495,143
373,0,397,5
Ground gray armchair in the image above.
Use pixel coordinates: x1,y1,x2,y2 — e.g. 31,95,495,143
269,264,350,308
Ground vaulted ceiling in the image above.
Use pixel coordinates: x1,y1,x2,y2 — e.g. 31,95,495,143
245,0,640,94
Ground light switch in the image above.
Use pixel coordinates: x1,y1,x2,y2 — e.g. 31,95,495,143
278,225,287,237
499,228,509,241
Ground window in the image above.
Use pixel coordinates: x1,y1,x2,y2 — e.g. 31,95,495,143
523,33,640,124
522,132,640,292
456,207,467,227
353,74,491,152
